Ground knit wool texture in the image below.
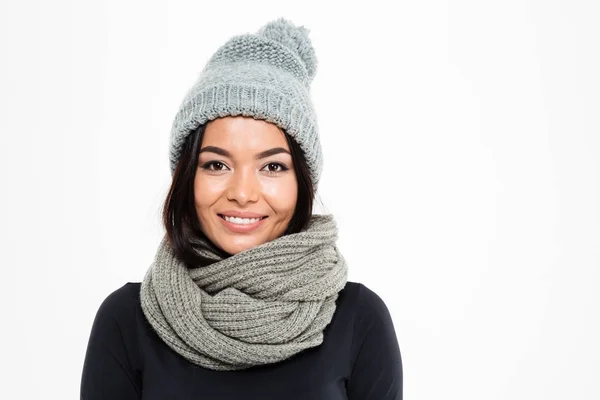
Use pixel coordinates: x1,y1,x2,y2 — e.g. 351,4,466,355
168,17,324,188
139,214,348,371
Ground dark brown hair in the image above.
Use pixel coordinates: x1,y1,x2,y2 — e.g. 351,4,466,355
162,121,318,267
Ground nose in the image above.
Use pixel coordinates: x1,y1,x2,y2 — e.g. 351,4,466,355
226,166,260,205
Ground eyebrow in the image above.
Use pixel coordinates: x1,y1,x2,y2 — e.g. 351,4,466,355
199,146,291,160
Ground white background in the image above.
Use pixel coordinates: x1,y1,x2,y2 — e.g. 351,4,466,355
1,0,598,398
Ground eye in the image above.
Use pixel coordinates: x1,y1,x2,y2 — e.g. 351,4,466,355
201,161,229,172
262,162,289,175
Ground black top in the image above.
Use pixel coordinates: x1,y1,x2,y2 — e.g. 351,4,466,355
80,281,402,399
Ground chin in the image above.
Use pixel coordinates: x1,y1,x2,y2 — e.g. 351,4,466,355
221,238,265,255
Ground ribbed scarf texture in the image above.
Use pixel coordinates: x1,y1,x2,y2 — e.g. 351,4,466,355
140,214,348,371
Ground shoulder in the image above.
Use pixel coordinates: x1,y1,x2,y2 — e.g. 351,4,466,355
82,283,144,394
341,281,398,357
97,282,141,310
341,281,394,327
86,282,144,366
343,283,403,397
92,282,141,328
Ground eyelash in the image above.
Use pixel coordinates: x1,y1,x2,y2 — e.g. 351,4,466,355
200,161,289,176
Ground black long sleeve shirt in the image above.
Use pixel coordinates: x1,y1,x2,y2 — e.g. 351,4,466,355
80,281,402,399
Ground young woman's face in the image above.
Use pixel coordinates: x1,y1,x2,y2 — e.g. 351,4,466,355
194,116,298,255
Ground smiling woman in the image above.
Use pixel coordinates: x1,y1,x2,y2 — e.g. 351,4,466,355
81,17,402,400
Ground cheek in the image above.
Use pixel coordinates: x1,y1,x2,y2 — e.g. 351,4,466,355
262,177,298,212
194,176,224,211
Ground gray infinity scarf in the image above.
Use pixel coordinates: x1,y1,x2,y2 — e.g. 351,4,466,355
140,214,348,371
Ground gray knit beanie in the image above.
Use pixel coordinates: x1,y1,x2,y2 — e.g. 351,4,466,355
168,18,323,187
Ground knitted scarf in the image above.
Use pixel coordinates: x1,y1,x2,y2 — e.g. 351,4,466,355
140,214,348,371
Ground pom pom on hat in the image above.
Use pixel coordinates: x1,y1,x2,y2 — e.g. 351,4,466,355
256,17,318,82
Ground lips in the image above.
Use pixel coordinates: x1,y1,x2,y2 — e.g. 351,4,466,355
217,213,268,233
217,214,267,221
218,214,267,221
218,211,268,219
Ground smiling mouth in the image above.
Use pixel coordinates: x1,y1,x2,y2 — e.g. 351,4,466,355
217,214,268,231
218,214,268,222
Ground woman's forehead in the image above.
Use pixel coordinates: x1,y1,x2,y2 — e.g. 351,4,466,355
202,116,288,149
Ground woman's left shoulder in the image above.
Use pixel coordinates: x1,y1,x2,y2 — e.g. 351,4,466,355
340,281,395,325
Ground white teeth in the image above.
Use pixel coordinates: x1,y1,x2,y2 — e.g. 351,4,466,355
223,216,262,225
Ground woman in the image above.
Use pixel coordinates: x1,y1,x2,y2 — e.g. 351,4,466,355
81,18,402,399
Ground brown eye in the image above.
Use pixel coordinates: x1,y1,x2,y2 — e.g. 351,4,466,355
201,161,229,172
262,162,289,175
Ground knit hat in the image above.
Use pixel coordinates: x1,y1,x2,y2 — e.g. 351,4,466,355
168,18,323,188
